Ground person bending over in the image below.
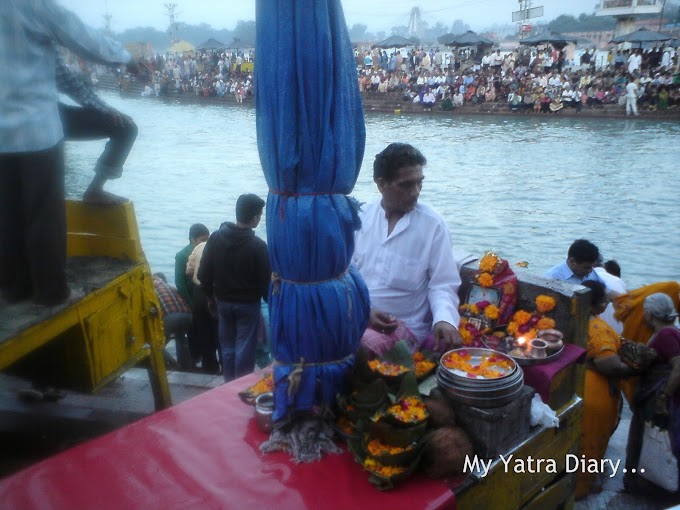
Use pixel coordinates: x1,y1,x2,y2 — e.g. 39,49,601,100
353,143,462,356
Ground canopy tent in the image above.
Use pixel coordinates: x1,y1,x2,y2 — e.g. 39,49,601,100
225,38,255,51
374,34,417,49
197,37,226,51
519,30,577,50
168,40,195,53
446,30,495,48
610,28,676,45
255,1,370,423
574,37,598,48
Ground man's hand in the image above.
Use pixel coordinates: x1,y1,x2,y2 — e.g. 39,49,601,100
369,308,398,335
433,321,463,351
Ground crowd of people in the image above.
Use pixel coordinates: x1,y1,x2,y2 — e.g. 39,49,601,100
122,49,254,100
357,45,680,115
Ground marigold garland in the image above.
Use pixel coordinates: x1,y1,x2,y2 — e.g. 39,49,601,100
479,252,500,273
537,317,556,330
535,295,557,313
513,310,532,326
476,272,494,288
484,304,500,320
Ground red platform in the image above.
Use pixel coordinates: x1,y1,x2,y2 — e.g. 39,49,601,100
0,372,456,510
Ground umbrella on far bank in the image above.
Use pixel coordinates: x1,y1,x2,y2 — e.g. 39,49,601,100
446,30,494,48
197,37,226,51
610,28,676,46
374,34,416,49
520,30,577,50
168,40,195,53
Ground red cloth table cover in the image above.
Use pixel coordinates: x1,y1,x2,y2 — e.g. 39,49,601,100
0,372,456,510
522,343,586,404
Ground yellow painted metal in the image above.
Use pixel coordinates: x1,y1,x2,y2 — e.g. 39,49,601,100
0,200,171,409
456,398,582,509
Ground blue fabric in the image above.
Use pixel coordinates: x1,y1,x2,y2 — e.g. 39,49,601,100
255,0,370,421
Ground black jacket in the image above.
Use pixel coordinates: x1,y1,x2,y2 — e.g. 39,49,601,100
198,223,270,303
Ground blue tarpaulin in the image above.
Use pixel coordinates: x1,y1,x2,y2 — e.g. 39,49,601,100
255,0,370,421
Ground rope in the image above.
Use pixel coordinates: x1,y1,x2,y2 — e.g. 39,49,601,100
271,270,347,295
273,353,355,397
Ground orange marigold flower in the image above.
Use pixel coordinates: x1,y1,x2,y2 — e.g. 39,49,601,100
460,328,474,345
386,397,428,424
468,304,480,315
363,457,407,478
537,317,556,330
513,310,532,326
366,438,414,456
536,295,557,313
368,359,410,377
484,304,500,320
479,252,500,273
248,373,273,395
477,272,494,288
507,322,519,335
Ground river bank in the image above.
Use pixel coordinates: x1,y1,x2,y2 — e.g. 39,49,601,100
94,73,680,121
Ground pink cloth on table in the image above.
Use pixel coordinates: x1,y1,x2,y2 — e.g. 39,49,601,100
522,343,586,404
361,321,449,357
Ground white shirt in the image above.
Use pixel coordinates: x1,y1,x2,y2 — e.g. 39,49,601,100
628,54,642,73
594,267,627,335
353,201,461,340
626,82,638,98
186,242,206,285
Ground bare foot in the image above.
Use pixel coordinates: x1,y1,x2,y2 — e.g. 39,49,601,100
83,189,129,206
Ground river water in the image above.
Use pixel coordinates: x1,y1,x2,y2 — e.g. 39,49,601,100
63,91,680,290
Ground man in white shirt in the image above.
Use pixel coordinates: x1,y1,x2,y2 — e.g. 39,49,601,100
625,78,639,116
628,50,642,75
353,143,462,355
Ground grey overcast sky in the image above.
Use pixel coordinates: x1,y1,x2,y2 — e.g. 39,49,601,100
57,0,600,33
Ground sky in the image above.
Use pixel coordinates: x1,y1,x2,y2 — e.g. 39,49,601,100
57,0,600,34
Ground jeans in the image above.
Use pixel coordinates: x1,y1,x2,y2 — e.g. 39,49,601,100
59,103,138,179
163,312,193,369
217,301,261,382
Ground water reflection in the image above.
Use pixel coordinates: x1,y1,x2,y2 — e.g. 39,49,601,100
63,92,680,289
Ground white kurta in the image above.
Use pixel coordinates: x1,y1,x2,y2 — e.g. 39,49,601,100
353,200,461,340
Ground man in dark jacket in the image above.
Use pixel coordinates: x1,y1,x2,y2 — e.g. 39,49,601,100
198,194,270,382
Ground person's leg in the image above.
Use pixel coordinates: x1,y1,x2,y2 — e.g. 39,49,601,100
632,98,639,116
233,302,263,379
0,153,30,299
59,103,137,205
20,143,69,305
217,301,237,382
626,97,632,115
163,312,194,369
192,286,220,373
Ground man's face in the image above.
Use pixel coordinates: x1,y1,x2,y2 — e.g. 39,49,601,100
377,165,424,216
567,257,594,278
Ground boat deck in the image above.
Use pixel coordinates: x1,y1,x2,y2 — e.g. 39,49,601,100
0,257,137,344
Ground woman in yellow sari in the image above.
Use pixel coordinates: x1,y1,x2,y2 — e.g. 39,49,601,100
576,280,637,499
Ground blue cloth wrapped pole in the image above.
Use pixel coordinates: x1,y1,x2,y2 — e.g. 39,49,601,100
255,0,370,421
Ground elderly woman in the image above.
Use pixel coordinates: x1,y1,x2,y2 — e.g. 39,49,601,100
624,293,680,496
576,281,637,499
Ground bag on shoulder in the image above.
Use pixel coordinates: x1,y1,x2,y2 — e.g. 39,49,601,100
638,422,679,492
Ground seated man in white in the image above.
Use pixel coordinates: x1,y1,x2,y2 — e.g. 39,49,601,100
353,143,462,356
